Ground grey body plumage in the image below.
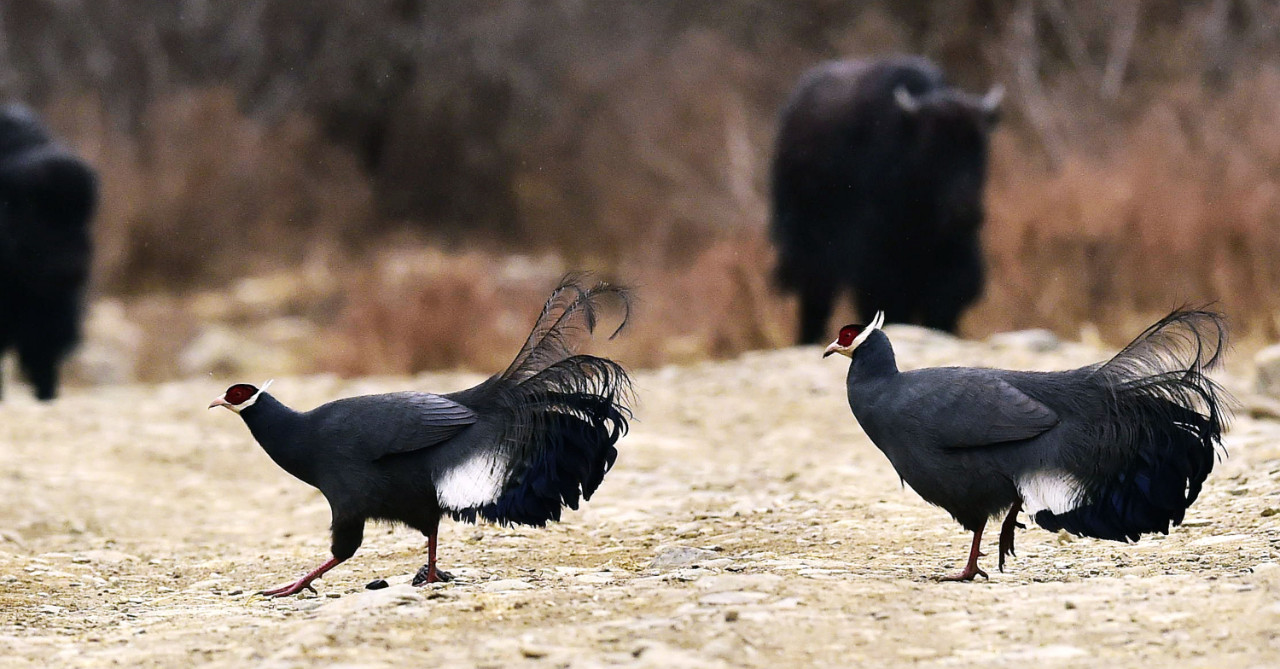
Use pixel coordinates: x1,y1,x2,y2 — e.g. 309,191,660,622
213,276,632,596
829,309,1230,579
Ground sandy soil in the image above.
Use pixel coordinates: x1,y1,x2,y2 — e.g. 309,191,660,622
1,326,1279,668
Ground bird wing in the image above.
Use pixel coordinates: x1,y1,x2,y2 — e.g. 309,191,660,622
900,369,1060,448
368,392,479,458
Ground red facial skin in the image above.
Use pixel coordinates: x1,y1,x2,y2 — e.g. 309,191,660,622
209,384,259,410
837,325,863,347
223,384,258,405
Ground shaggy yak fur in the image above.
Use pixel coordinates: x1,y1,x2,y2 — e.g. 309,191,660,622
0,104,97,400
770,55,1003,343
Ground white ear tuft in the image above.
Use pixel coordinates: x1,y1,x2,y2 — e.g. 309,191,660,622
240,379,275,410
851,312,885,350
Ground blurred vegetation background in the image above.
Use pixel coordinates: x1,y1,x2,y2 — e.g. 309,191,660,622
8,0,1280,383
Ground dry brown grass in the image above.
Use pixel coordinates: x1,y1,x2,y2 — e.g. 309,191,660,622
49,89,375,294
41,20,1280,382
976,66,1280,342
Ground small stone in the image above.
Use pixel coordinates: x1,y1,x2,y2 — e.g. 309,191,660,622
1190,534,1251,547
1262,508,1279,518
520,640,550,659
673,522,702,538
365,579,389,590
480,579,534,592
724,610,740,622
649,546,717,570
699,591,768,606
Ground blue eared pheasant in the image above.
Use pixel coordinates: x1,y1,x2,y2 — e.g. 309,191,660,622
824,309,1230,580
210,277,632,596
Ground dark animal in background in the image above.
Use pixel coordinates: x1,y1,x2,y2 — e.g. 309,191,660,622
210,277,632,596
0,104,97,401
771,56,1002,344
824,309,1230,580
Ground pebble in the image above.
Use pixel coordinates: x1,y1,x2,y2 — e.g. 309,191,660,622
1190,534,1252,547
320,585,422,613
480,579,535,592
673,522,702,538
650,546,718,570
699,591,769,606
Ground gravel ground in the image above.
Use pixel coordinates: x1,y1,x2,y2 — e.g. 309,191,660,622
1,326,1279,668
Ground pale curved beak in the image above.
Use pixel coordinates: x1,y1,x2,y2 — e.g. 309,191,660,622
208,397,230,410
822,341,842,358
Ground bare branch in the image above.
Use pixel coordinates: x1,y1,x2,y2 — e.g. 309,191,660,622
1039,0,1101,89
1101,0,1142,100
1006,0,1065,168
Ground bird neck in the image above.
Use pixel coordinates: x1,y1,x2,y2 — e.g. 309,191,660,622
238,393,314,484
848,331,899,382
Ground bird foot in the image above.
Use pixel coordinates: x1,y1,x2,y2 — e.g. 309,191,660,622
411,565,454,586
258,557,341,597
939,566,989,582
259,578,319,598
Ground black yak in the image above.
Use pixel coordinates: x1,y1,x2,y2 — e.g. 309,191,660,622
0,104,97,401
770,56,1002,343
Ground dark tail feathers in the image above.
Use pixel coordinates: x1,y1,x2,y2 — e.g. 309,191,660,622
450,276,633,526
1037,308,1231,542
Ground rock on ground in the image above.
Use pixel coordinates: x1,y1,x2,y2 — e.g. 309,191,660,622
0,334,1277,667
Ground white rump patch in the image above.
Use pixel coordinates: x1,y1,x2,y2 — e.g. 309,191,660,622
1018,470,1083,516
436,451,510,510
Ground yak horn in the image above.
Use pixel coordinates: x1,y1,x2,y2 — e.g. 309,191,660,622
894,86,921,114
981,84,1005,113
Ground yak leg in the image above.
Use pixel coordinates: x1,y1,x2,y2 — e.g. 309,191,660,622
17,344,59,401
921,240,983,333
797,282,837,345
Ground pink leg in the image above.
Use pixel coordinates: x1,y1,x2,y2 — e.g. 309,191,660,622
411,530,453,586
940,524,989,582
260,557,343,597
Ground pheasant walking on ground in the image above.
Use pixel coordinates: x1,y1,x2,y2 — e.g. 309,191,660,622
824,309,1230,580
210,277,632,596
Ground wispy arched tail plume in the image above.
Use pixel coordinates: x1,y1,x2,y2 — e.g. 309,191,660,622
1036,308,1233,541
448,275,633,525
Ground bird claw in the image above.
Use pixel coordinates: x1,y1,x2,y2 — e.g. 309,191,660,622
259,580,319,598
411,565,454,586
939,566,988,582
